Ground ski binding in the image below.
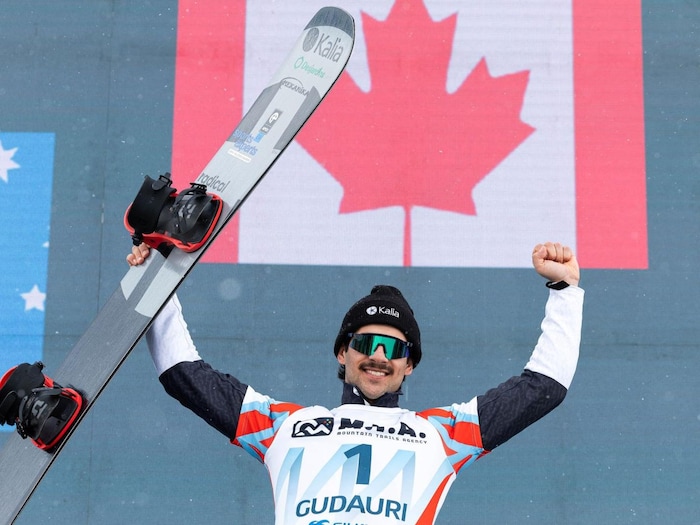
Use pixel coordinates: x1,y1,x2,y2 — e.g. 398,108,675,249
0,362,84,452
124,172,223,253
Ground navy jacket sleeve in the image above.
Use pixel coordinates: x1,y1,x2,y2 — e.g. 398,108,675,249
476,286,584,451
147,295,249,440
159,361,247,440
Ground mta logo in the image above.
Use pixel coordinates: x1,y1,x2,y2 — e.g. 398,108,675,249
292,417,334,437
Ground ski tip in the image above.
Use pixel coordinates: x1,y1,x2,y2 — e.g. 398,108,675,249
306,7,355,38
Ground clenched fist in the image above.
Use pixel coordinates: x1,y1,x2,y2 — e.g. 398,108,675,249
532,242,580,287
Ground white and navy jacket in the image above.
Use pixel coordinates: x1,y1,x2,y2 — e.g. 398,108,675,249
147,286,584,525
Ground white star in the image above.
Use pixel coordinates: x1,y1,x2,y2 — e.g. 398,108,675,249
0,140,20,183
21,285,46,312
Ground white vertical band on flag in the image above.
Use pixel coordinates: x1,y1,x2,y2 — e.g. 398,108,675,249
239,1,576,268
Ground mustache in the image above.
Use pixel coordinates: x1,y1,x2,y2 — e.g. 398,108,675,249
360,361,393,374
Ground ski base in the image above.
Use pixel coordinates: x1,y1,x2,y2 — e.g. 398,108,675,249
0,6,355,524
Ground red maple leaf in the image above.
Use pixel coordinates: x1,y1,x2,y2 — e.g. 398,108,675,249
296,0,535,265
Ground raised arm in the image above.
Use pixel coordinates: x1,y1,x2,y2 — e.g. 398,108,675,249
130,244,248,439
477,242,584,451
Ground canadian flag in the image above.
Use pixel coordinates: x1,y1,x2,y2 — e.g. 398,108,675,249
171,0,646,269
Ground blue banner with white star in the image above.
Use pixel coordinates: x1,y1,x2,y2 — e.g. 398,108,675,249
0,133,54,419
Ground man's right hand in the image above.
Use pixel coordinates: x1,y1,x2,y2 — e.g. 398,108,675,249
126,243,151,267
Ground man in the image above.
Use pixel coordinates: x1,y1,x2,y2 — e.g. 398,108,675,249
128,241,583,524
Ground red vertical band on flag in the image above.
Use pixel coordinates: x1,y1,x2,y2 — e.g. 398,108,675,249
172,0,246,263
574,0,647,268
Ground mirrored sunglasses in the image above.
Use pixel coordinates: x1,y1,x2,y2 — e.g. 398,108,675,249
347,333,412,360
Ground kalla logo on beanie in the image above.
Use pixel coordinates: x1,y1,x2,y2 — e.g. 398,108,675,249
366,306,400,318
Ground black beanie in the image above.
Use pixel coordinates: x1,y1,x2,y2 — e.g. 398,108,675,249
333,285,422,366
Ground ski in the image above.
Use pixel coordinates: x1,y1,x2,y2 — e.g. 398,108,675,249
0,7,354,524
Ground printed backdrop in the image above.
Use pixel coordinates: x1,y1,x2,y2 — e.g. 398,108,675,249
2,2,699,523
172,0,646,268
0,133,53,421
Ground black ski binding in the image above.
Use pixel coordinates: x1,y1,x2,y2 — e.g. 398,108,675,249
124,173,223,253
0,362,84,451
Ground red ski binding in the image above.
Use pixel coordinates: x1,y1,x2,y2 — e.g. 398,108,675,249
0,362,84,452
124,173,223,253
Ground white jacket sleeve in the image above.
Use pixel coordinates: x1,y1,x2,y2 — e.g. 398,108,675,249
146,294,202,376
524,285,584,389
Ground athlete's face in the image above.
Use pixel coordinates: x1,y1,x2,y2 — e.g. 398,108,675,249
337,324,414,402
